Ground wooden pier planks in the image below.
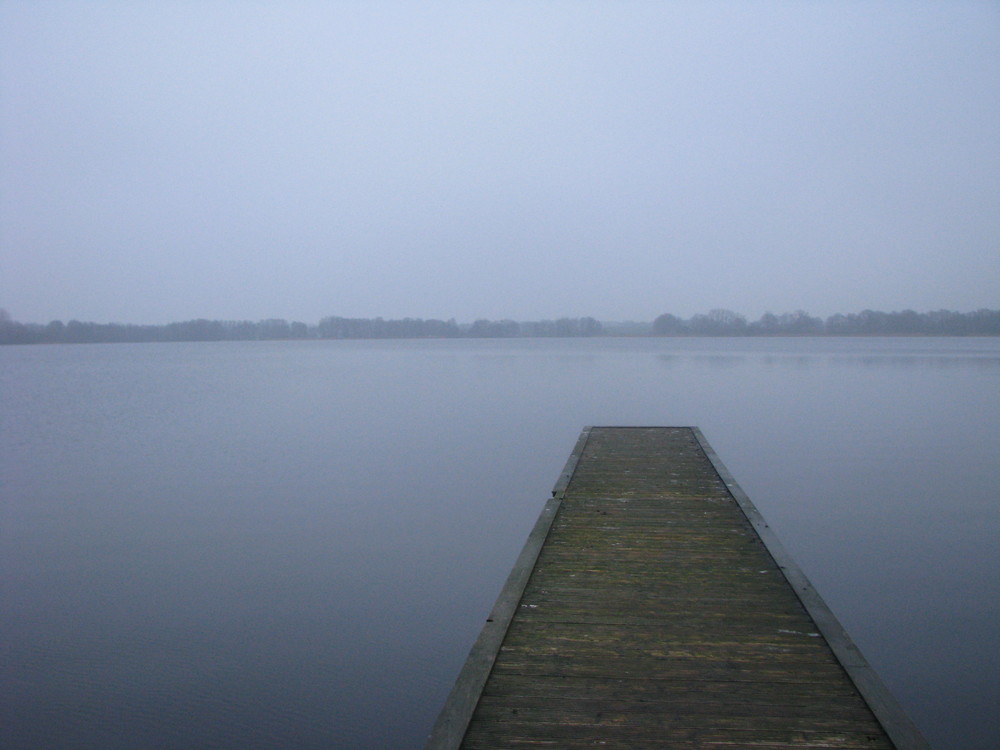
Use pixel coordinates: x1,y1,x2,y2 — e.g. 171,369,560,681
426,427,928,750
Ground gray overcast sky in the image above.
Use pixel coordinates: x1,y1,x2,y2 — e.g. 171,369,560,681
1,1,998,325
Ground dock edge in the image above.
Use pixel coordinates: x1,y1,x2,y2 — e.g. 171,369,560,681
423,427,592,749
691,427,930,750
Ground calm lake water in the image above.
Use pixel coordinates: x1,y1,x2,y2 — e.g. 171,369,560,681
2,337,998,749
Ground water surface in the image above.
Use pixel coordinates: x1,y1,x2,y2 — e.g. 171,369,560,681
2,337,997,749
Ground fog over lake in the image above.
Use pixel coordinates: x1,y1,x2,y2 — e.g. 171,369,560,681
2,337,997,749
2,3,998,324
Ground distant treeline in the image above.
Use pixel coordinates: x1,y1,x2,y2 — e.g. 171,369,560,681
1,308,997,345
652,308,1000,337
0,312,603,345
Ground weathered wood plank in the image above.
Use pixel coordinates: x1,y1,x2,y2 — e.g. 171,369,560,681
425,427,928,750
479,673,870,702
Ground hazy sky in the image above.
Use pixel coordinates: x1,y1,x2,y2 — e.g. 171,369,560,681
2,1,998,325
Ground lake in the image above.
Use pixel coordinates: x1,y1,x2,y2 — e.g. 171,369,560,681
2,337,997,749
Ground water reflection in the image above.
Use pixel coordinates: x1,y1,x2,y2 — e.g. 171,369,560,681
832,354,1000,369
653,344,1000,372
689,354,747,367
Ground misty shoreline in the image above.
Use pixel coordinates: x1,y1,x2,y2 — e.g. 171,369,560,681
2,308,998,346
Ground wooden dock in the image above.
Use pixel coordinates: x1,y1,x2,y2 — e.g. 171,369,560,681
426,427,929,749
